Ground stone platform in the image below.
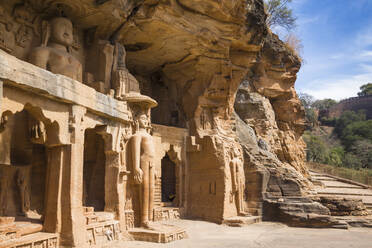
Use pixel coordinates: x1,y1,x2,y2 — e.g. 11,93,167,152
0,232,58,248
222,216,262,227
129,223,187,243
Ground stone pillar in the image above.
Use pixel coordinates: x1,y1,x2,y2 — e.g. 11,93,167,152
0,80,3,113
43,146,64,233
60,105,86,247
104,151,125,233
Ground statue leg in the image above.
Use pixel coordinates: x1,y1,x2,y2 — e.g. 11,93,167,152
141,162,149,226
237,181,246,215
148,162,154,221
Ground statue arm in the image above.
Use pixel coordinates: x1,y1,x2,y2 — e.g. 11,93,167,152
29,48,49,70
132,135,143,184
78,63,83,83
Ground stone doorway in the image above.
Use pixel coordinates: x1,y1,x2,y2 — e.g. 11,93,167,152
0,109,49,236
161,155,177,204
83,128,106,211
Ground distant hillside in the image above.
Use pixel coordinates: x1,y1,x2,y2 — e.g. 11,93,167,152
328,95,372,119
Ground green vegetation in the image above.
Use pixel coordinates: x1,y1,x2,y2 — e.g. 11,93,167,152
358,83,372,97
264,0,296,31
303,110,372,169
312,98,337,112
298,92,317,128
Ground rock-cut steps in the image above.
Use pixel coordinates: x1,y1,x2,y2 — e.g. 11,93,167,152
310,171,372,215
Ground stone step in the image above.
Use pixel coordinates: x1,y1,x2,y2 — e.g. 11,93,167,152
222,216,261,227
317,192,372,197
315,178,339,182
129,223,186,243
326,185,365,189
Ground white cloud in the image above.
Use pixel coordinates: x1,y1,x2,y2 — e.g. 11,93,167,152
297,73,369,100
297,16,320,26
330,53,345,60
360,50,372,57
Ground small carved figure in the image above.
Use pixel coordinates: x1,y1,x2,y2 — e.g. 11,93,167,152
229,147,246,216
129,112,155,228
112,42,140,99
17,168,31,216
29,17,82,82
28,117,46,144
15,25,32,48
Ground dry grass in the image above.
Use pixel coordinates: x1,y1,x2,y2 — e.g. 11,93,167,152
284,33,304,63
307,162,372,186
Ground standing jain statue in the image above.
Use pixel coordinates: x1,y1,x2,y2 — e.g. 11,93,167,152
130,111,155,228
29,17,82,82
230,147,246,216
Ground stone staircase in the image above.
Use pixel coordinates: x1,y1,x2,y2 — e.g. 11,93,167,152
154,178,162,207
310,171,372,215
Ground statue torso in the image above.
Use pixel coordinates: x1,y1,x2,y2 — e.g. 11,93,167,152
47,48,81,81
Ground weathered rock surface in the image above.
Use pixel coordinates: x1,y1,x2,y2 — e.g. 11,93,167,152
263,198,348,229
315,197,369,216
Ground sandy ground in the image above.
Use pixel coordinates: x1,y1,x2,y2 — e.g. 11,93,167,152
110,219,372,248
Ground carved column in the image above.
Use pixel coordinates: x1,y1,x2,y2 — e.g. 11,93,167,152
60,105,86,247
104,151,125,234
43,146,65,233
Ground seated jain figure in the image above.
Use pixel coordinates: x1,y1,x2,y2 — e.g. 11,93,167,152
29,17,82,82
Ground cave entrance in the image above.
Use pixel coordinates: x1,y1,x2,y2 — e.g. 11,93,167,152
0,109,48,234
161,154,176,204
83,128,106,211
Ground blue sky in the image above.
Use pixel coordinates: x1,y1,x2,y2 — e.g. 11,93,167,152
281,0,372,100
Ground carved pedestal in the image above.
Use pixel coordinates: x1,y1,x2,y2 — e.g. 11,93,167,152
153,207,181,222
129,224,186,243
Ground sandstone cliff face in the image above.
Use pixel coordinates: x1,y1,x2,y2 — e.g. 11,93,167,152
234,32,313,216
235,32,307,177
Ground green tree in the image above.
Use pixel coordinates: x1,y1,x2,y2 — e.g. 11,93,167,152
327,146,344,167
357,83,372,97
350,140,372,169
264,0,296,31
299,93,317,128
343,153,362,169
312,99,337,112
303,132,329,163
334,110,366,138
341,120,372,149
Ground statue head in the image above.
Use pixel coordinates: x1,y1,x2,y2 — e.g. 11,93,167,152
137,113,149,129
49,17,73,47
